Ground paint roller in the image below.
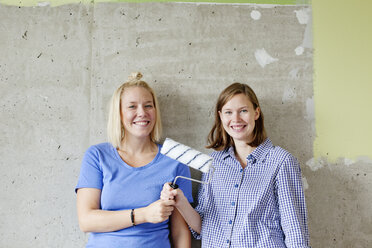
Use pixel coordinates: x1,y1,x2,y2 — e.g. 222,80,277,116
160,138,215,189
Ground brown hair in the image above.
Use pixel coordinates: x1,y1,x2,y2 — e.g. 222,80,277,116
206,82,267,150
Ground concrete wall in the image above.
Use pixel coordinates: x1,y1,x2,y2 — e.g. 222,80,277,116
0,1,370,248
310,0,372,247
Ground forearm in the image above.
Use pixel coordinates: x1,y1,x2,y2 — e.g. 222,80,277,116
79,207,148,233
161,184,202,234
176,198,202,234
170,208,191,248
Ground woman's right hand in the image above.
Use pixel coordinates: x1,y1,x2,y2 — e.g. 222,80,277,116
160,183,186,207
160,182,202,234
143,199,175,223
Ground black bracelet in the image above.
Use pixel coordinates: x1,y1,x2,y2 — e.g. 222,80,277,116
130,209,135,226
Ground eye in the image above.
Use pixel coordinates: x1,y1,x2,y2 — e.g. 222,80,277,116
145,104,154,108
128,105,136,109
224,111,232,115
240,109,248,113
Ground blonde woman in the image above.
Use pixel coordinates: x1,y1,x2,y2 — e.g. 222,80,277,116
76,72,192,248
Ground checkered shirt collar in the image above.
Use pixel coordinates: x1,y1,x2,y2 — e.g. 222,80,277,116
222,138,273,164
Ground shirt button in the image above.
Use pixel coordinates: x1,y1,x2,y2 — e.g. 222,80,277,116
240,168,243,172
234,184,239,188
231,202,235,206
227,239,230,244
229,220,232,224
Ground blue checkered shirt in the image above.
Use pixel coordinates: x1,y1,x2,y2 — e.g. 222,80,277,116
192,138,310,248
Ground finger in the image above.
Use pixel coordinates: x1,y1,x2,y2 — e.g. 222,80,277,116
165,206,174,212
162,191,174,200
160,192,170,200
165,183,172,190
163,182,172,191
163,199,175,206
164,209,173,217
171,190,178,197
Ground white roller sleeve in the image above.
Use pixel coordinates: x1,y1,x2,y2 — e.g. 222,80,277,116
161,138,212,173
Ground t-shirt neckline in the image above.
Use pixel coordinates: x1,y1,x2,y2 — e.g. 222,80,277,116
112,143,161,170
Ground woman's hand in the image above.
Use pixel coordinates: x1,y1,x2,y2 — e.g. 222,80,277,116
160,183,176,200
160,183,202,234
160,183,186,208
142,199,175,223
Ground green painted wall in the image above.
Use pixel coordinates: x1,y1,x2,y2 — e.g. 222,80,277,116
313,0,372,162
0,0,310,7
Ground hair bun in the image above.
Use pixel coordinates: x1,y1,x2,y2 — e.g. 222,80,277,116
128,72,143,81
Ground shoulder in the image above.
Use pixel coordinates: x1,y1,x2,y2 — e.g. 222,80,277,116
210,149,228,159
209,149,230,169
266,145,299,169
268,145,291,159
84,142,114,157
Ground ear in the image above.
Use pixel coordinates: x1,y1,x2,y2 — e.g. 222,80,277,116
254,107,260,120
218,110,222,120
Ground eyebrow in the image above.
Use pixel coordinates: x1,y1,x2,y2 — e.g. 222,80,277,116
126,100,153,104
222,106,249,110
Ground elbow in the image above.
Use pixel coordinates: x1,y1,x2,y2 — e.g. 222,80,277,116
78,220,90,233
78,215,93,233
192,226,201,235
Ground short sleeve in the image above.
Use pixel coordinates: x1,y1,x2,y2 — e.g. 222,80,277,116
75,146,103,193
176,163,194,204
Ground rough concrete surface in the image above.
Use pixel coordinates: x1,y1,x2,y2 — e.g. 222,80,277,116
1,2,367,248
305,161,372,248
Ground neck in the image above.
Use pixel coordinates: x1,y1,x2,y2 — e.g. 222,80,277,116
119,136,156,155
233,139,256,168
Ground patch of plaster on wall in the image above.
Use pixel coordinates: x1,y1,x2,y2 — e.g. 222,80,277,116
254,48,278,68
37,2,50,7
250,10,261,20
307,156,372,171
294,8,309,24
305,96,314,121
302,177,309,190
306,157,327,171
295,46,304,55
282,85,297,103
343,158,355,166
356,156,372,164
289,68,300,80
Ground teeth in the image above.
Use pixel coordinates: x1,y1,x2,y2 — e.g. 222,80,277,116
135,121,148,126
231,125,244,130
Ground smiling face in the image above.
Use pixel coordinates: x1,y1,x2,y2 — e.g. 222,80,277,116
219,93,260,144
120,86,156,141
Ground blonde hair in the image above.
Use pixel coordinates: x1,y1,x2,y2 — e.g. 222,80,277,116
107,72,162,148
207,82,267,150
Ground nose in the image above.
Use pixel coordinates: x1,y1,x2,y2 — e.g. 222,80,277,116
232,111,240,121
137,105,146,116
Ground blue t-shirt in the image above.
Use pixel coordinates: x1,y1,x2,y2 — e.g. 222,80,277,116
76,142,193,248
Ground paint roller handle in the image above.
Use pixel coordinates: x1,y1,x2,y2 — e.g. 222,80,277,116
169,175,184,189
169,182,178,189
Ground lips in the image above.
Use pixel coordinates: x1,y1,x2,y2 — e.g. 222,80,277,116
133,120,150,126
230,124,247,131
